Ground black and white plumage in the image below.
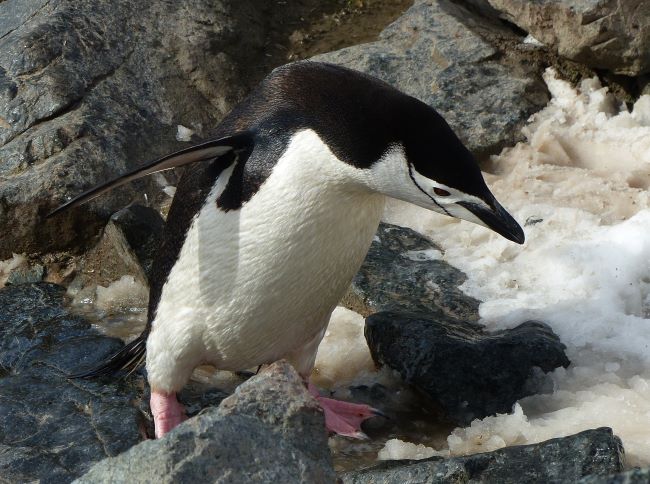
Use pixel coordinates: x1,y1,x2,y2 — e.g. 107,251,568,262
53,61,524,437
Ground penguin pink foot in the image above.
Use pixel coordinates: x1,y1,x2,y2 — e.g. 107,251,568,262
308,382,380,439
150,390,187,438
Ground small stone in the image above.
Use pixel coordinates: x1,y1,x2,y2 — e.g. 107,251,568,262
175,125,195,142
365,312,570,424
5,264,44,285
68,219,148,307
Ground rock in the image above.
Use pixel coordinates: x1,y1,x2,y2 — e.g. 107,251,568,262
66,219,149,307
580,467,650,484
109,204,165,282
342,428,624,484
0,0,307,258
342,223,480,322
487,0,650,76
80,221,148,288
0,283,146,483
5,263,44,285
365,311,570,424
314,0,549,159
65,203,167,303
76,361,336,484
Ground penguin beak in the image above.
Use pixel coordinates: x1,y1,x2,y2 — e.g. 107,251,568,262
456,199,525,244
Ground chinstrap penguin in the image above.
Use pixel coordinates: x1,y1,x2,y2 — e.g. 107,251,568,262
50,61,525,439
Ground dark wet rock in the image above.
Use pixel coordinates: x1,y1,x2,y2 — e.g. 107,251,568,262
0,283,146,483
76,361,336,484
342,428,624,484
314,0,549,159
365,311,570,424
5,263,44,285
580,467,650,484
343,223,480,323
110,204,165,281
0,0,311,258
487,0,650,76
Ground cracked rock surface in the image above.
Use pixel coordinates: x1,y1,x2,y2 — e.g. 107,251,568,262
314,0,549,160
0,283,146,483
487,0,650,76
0,0,291,258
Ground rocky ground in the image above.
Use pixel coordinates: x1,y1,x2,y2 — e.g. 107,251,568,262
2,0,650,482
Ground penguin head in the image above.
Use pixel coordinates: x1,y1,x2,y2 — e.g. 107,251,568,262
249,61,524,244
365,98,525,245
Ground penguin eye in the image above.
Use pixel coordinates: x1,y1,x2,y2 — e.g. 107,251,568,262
433,187,451,196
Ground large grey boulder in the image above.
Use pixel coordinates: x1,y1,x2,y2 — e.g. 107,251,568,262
314,0,549,160
0,283,146,483
487,0,650,76
365,311,570,424
342,428,624,484
76,360,336,484
0,0,294,258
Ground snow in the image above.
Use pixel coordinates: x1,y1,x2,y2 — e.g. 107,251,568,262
176,124,195,142
523,34,544,47
313,306,377,388
378,439,447,460
95,275,149,313
162,185,177,197
381,69,650,466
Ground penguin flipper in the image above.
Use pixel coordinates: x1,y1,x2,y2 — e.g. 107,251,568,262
47,131,253,218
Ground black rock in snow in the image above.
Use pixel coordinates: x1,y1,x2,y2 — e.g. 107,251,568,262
365,311,570,424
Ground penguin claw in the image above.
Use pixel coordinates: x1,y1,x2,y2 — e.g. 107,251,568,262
371,407,389,419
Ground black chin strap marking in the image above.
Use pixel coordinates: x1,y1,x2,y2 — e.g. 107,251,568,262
408,163,451,217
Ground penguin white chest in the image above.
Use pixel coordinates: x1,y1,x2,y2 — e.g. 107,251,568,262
147,129,384,388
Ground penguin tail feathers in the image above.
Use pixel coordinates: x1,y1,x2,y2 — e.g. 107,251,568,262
47,131,254,218
68,334,147,379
